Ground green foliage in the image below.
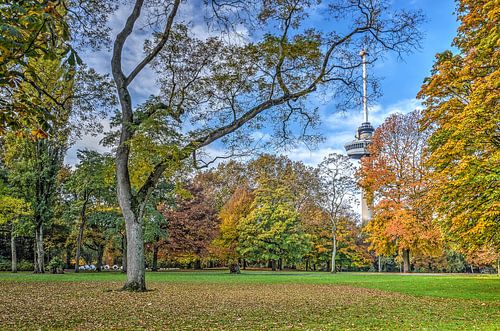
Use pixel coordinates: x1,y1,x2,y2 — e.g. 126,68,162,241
16,260,33,272
0,1,72,133
47,256,65,274
0,258,32,271
237,186,312,265
0,258,10,271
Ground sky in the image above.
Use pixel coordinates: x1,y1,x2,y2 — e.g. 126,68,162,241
66,0,460,167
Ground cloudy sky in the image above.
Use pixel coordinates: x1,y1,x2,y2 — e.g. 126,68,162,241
66,0,459,167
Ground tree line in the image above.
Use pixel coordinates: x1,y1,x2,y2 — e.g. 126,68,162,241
0,0,498,290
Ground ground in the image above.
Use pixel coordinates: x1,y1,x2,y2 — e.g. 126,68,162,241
0,271,498,330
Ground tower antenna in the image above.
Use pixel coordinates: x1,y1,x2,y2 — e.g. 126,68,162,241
360,49,369,123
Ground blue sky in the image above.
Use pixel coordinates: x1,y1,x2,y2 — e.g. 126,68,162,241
66,0,460,166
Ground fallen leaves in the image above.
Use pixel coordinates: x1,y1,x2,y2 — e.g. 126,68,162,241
0,278,498,330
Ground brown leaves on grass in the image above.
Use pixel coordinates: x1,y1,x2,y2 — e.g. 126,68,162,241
0,281,498,330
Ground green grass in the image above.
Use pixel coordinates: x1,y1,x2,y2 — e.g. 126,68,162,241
1,270,498,300
0,271,499,330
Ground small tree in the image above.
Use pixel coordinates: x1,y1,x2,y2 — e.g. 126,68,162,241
64,150,115,272
317,153,358,273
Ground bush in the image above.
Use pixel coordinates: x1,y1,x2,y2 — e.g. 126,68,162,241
47,256,65,274
0,258,10,271
17,260,33,271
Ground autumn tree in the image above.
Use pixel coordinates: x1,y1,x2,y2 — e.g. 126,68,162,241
317,153,358,273
193,161,249,211
161,184,220,269
360,111,442,273
215,185,254,273
417,0,499,267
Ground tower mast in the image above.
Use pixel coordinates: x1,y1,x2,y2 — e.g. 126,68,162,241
344,49,375,225
361,49,368,123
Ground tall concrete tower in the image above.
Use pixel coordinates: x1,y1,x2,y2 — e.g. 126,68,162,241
344,50,374,224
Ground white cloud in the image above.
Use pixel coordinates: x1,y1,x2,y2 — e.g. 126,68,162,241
65,120,112,167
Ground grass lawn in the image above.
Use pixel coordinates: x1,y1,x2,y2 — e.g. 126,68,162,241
0,271,498,330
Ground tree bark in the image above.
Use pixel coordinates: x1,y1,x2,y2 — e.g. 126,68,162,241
11,229,17,273
402,248,410,273
66,245,72,269
194,259,202,270
34,223,44,273
151,243,159,271
378,255,382,272
331,232,337,273
121,234,127,273
122,219,145,291
74,223,84,272
97,245,104,272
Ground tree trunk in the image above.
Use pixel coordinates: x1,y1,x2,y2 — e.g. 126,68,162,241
121,234,127,273
151,243,159,271
305,258,309,271
122,218,145,291
74,222,85,272
243,259,247,270
378,255,382,272
278,257,283,271
34,223,44,273
402,248,410,273
66,246,72,269
271,260,277,271
194,259,202,270
331,232,337,273
97,245,104,272
229,261,240,274
75,197,89,272
11,230,17,273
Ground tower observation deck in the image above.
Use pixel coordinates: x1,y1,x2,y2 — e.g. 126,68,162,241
344,50,374,224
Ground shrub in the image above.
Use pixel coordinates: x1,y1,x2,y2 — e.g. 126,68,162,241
0,258,10,271
47,256,65,274
17,260,34,271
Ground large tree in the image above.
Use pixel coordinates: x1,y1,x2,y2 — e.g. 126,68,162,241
359,111,442,273
108,0,424,290
417,0,499,261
